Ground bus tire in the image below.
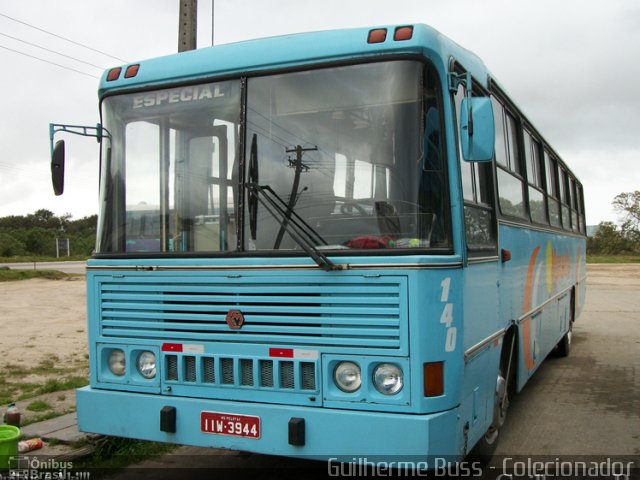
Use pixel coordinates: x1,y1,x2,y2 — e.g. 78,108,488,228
555,322,572,357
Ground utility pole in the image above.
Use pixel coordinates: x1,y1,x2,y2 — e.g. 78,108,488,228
178,0,198,52
273,145,318,249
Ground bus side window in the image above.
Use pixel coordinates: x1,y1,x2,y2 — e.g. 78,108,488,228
559,167,571,229
524,130,547,225
545,152,562,228
495,101,527,219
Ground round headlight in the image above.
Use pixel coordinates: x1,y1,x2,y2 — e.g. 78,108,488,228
108,349,126,376
373,363,403,395
137,351,157,379
334,361,362,393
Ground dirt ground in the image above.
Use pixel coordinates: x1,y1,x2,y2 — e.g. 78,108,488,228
0,277,87,366
0,276,88,423
0,264,638,423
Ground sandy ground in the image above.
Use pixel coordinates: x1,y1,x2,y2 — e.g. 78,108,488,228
0,277,88,423
0,277,88,366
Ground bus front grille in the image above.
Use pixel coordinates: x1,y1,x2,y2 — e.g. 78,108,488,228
164,353,317,392
97,275,407,351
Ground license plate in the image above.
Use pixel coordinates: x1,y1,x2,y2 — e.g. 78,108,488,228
201,411,261,439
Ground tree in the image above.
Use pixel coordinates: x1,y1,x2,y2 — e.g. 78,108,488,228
587,221,632,255
613,191,640,244
0,209,97,257
0,232,26,257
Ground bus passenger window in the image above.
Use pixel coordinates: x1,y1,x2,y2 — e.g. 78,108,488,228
524,131,547,224
494,99,526,219
545,152,562,228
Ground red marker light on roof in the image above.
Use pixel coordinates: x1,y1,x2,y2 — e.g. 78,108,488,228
106,67,122,81
367,28,387,44
394,26,414,41
124,64,140,78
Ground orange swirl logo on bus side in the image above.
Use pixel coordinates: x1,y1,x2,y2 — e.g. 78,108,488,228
522,246,540,372
522,241,573,371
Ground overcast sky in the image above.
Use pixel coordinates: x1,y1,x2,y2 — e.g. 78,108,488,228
0,0,638,226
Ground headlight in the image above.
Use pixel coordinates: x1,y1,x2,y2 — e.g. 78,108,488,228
108,349,126,376
373,363,403,395
334,361,362,393
137,351,157,379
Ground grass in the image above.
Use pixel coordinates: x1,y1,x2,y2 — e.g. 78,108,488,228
26,400,52,412
21,409,74,427
0,269,75,282
0,356,88,404
38,377,88,395
586,255,640,264
0,255,89,263
75,437,176,472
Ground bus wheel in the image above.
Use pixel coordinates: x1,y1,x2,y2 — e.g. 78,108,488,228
555,322,572,357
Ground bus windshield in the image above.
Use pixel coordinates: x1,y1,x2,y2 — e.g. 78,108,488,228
96,60,450,254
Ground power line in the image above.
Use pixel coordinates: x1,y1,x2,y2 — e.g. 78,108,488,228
0,32,106,70
0,11,128,63
0,44,99,79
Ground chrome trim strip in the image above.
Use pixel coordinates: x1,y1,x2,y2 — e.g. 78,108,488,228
516,284,575,325
86,262,464,272
467,256,499,265
464,328,507,363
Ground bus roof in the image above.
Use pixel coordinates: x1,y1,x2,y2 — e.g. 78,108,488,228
98,24,489,97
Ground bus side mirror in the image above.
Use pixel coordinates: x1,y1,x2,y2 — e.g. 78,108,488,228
460,97,495,162
51,139,65,195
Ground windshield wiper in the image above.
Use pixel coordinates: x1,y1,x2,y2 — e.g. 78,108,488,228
246,134,343,271
245,182,344,271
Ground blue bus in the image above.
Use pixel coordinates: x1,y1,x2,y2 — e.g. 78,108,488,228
51,23,586,464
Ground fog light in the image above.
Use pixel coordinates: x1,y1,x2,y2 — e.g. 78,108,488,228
137,351,157,379
109,349,126,376
334,362,361,393
373,363,403,395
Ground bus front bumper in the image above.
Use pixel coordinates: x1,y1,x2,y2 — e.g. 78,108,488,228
76,386,461,462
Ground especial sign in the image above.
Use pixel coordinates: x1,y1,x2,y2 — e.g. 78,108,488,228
132,83,227,110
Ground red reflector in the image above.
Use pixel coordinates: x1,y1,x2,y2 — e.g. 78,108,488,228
269,348,294,358
367,29,387,44
106,67,122,81
124,64,140,78
394,26,414,41
162,343,183,352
